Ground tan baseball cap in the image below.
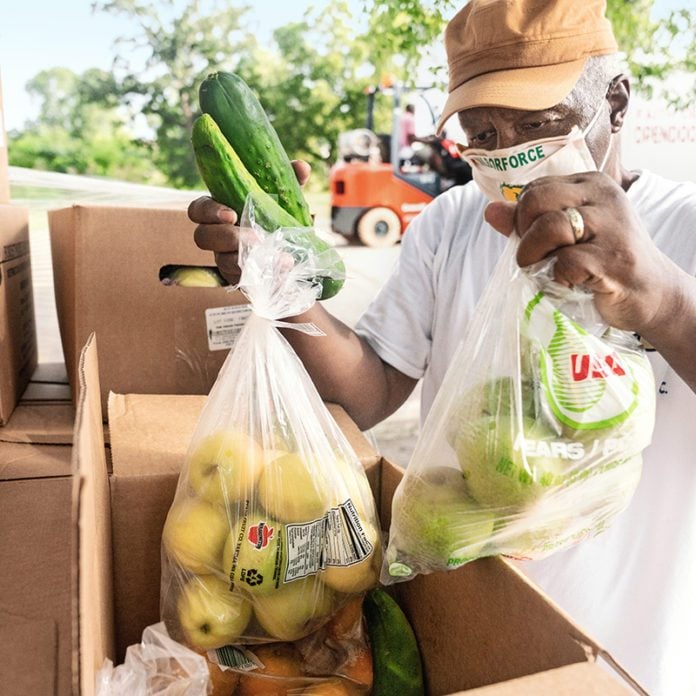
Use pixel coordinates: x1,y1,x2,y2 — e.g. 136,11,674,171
437,0,618,132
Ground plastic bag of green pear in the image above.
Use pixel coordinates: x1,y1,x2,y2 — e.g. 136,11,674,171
384,235,656,583
160,197,381,651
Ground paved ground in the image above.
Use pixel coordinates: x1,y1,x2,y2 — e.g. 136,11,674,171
19,170,421,468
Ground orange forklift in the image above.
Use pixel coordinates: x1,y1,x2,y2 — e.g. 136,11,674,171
329,86,472,247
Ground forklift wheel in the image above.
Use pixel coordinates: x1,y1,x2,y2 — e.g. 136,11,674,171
356,207,402,248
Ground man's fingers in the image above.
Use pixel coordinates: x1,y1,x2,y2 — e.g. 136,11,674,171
188,196,237,224
214,251,241,285
484,201,516,237
193,224,240,253
291,160,312,187
515,205,599,267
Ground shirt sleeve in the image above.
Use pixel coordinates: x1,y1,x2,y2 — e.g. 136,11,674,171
355,205,439,380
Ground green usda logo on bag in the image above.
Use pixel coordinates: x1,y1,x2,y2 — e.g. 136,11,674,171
525,292,643,431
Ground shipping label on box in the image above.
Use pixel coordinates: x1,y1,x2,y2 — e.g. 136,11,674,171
0,205,38,424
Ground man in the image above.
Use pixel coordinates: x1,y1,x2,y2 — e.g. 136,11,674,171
398,103,417,165
190,1,696,692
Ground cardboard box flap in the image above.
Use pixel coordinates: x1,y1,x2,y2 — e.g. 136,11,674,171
0,611,57,696
48,207,78,392
0,402,75,445
0,441,72,480
71,334,113,694
108,392,207,477
459,662,632,695
108,394,380,478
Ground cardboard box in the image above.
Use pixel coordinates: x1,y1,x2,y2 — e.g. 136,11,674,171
1,336,645,695
0,74,10,204
0,421,75,696
0,361,76,696
48,205,251,412
0,204,37,424
82,337,644,695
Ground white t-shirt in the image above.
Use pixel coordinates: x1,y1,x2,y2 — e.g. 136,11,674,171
356,170,696,695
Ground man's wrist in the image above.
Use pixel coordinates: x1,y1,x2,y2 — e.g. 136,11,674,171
638,267,695,350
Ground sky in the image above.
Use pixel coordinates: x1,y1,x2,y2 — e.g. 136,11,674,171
0,0,687,134
0,0,361,131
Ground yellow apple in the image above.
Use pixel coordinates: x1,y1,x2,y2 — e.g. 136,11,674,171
329,455,377,522
162,498,229,575
253,576,334,641
321,521,381,594
177,575,252,649
256,452,330,522
187,430,266,506
223,513,286,595
166,266,224,287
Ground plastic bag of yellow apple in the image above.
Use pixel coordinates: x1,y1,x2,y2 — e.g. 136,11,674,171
384,235,656,583
161,198,382,655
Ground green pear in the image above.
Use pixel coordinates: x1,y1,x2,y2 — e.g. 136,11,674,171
392,467,496,569
497,454,643,559
447,376,537,447
455,414,569,509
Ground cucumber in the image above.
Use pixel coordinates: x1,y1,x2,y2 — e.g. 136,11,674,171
200,71,313,227
192,114,345,300
193,114,300,230
364,588,425,696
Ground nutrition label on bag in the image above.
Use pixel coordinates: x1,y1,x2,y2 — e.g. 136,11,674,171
283,499,373,583
205,305,252,351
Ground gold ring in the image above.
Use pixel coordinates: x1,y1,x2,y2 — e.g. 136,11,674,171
564,207,585,243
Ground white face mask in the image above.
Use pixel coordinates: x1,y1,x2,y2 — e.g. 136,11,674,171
460,103,610,202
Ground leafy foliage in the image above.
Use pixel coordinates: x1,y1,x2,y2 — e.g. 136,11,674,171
365,0,695,105
235,2,393,187
8,0,694,186
92,0,257,187
8,67,161,182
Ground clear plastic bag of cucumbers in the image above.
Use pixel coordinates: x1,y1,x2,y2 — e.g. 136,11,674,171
384,235,656,582
161,198,382,651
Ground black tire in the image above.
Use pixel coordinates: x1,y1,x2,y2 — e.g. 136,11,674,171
356,207,402,248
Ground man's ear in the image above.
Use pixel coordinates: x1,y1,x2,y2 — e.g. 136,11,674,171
607,75,630,133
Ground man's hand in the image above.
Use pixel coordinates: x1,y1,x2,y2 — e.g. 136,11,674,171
484,171,674,335
189,160,311,284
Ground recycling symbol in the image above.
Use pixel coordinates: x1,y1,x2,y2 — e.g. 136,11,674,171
244,568,264,587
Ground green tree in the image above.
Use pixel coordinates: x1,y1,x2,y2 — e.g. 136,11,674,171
93,0,257,187
363,0,696,107
234,2,394,185
8,67,160,182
